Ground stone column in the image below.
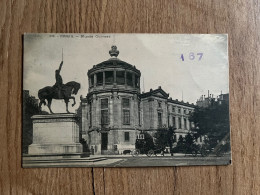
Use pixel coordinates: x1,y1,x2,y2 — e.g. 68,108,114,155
113,70,116,85
181,115,184,130
124,70,127,88
81,102,88,136
103,71,105,86
149,99,153,129
110,94,113,126
187,119,190,130
132,73,135,87
94,74,97,87
93,94,97,127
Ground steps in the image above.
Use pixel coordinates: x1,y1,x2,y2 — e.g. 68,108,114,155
22,155,107,167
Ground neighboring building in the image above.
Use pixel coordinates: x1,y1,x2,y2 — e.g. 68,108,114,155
23,90,39,106
140,87,195,144
80,46,196,155
195,92,229,146
196,91,229,108
217,93,229,105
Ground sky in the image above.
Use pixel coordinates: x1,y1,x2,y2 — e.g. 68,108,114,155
23,34,229,113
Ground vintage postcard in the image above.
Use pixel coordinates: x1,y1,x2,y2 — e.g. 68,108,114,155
22,33,231,167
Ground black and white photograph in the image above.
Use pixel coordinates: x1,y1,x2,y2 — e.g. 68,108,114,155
22,33,231,168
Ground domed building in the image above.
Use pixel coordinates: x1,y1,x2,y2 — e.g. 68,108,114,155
81,46,142,154
81,46,197,155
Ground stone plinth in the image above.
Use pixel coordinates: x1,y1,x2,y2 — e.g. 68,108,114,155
28,114,83,155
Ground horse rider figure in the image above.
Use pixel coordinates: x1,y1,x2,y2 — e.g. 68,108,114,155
53,61,64,98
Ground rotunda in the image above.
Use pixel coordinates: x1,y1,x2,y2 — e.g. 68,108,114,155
81,46,142,154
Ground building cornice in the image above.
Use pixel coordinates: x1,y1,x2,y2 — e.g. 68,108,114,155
87,59,141,76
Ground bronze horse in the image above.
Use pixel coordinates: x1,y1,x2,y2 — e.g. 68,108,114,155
38,81,80,113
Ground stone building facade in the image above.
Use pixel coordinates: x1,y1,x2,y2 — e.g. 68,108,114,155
140,88,196,144
80,46,197,155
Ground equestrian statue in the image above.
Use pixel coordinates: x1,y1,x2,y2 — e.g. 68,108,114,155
38,60,80,114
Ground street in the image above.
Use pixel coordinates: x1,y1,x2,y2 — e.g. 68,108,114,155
109,155,231,167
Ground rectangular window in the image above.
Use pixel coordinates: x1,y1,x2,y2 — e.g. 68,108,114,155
101,98,109,125
122,98,130,108
105,71,114,84
178,117,182,129
126,72,133,86
96,72,103,85
178,108,181,113
158,101,161,108
101,98,108,109
184,118,187,129
116,71,125,85
158,112,162,127
172,116,176,127
123,110,130,124
125,132,130,141
172,106,175,113
101,110,109,124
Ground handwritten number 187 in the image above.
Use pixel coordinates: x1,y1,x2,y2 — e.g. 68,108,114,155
180,53,203,61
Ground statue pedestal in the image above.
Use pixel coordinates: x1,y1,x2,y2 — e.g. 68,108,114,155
28,114,83,155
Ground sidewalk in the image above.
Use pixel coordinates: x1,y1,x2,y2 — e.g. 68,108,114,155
89,153,230,158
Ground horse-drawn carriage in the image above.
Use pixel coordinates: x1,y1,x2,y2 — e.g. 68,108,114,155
181,142,227,157
131,132,164,157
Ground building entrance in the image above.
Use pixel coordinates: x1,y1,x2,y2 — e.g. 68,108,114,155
101,133,108,152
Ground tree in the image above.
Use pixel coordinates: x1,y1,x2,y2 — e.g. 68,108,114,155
185,133,194,146
22,91,48,154
189,100,230,150
173,133,200,154
173,135,185,153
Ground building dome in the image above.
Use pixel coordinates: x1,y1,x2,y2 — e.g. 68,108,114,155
87,46,141,95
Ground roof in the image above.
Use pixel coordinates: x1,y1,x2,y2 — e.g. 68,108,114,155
140,86,196,108
87,58,141,76
140,87,169,99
